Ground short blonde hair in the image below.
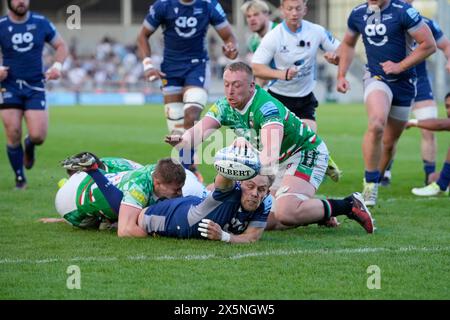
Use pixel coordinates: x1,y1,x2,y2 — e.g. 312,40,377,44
241,0,270,15
280,0,308,5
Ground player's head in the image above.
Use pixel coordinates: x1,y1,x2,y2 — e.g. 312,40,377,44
223,62,255,110
445,92,450,118
240,175,274,211
241,0,270,34
7,0,30,17
153,158,186,199
280,0,307,23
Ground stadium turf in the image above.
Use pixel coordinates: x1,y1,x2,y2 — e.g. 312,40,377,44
0,103,449,299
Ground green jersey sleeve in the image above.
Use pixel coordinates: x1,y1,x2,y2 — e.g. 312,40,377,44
205,99,236,126
253,100,285,129
118,166,155,209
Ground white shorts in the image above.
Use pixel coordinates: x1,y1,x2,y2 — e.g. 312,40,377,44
271,141,329,192
54,172,86,217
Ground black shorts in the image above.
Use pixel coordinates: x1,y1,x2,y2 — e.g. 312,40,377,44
267,90,318,121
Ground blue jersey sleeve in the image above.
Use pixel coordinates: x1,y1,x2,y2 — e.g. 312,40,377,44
426,19,444,42
401,3,422,31
209,0,228,29
44,19,57,44
347,10,360,34
212,184,240,202
144,0,165,30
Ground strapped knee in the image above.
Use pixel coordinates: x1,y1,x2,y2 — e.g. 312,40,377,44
183,87,208,110
164,102,185,134
412,106,438,121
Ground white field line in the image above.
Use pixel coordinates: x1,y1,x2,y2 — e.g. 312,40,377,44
1,246,449,266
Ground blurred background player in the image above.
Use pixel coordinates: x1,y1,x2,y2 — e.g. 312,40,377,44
0,0,68,189
382,0,450,186
252,0,340,133
240,0,277,87
137,0,238,182
409,92,450,196
337,0,436,206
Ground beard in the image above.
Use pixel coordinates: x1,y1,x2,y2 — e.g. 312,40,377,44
10,3,28,17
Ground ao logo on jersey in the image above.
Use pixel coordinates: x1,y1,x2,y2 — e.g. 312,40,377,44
365,22,388,46
175,16,197,38
12,32,34,52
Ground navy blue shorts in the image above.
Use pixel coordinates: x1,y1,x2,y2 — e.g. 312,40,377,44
160,59,210,94
387,78,416,107
414,76,434,102
0,80,47,110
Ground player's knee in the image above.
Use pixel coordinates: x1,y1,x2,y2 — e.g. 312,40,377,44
274,196,304,226
164,102,185,134
29,135,45,145
184,107,202,128
367,119,385,137
183,87,207,111
5,127,22,144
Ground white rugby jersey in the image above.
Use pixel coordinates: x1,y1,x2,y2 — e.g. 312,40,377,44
252,20,340,97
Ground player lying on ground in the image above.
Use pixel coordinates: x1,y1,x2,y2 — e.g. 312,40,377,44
166,62,375,234
47,151,274,243
42,155,185,235
40,152,208,229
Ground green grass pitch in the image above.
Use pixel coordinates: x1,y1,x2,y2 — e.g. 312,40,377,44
0,103,449,299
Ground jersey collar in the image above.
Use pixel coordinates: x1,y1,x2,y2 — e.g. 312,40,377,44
236,89,257,115
282,20,303,35
7,11,30,24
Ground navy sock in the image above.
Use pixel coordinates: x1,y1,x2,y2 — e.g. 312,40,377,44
437,162,450,191
322,197,353,218
7,145,25,180
179,147,195,170
423,160,436,185
24,136,35,157
365,170,380,183
87,169,123,214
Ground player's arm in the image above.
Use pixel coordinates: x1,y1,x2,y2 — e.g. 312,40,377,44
382,23,436,75
39,218,67,224
198,219,264,244
407,118,450,131
259,123,283,175
45,36,68,80
216,25,238,60
336,30,359,93
0,50,9,82
137,26,166,81
117,204,148,237
436,35,450,73
165,116,221,149
320,28,341,65
251,33,294,81
252,63,292,81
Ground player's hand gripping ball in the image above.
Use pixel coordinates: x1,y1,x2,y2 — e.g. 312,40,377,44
214,145,261,181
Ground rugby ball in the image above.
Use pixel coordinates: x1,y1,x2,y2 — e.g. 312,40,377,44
214,146,261,181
